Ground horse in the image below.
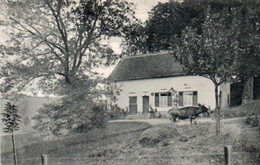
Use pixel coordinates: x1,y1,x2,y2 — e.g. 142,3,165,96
168,104,210,125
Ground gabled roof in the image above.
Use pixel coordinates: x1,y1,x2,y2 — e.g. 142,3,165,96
108,52,185,82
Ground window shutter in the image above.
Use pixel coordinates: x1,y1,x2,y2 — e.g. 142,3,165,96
179,92,183,106
155,93,159,107
193,91,198,106
168,92,172,107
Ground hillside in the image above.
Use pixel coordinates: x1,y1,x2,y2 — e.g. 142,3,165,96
222,99,260,118
0,95,59,135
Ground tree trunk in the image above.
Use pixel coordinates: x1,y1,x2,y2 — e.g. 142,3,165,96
11,132,18,165
242,76,253,104
65,75,73,86
215,85,221,136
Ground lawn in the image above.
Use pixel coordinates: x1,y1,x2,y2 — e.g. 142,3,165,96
2,118,259,165
1,133,43,153
1,122,151,165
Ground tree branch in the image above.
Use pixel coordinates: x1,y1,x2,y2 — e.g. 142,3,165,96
45,0,69,52
44,41,64,64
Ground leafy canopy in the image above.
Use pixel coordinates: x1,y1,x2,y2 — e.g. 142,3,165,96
123,0,259,82
0,0,138,138
0,0,138,95
173,8,238,86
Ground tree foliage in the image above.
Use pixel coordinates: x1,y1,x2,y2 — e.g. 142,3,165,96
123,0,259,77
0,0,137,138
172,1,259,135
174,9,237,86
231,2,260,81
123,0,259,95
32,90,106,138
1,102,20,165
0,0,137,95
1,102,21,133
122,0,205,55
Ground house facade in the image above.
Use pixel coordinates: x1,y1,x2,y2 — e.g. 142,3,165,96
108,52,230,115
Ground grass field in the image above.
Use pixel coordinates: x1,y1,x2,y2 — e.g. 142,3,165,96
1,122,151,164
2,100,260,165
1,133,43,153
2,118,259,165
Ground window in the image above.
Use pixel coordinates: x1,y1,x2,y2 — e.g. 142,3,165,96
129,96,137,105
179,91,198,107
155,92,172,107
160,93,168,106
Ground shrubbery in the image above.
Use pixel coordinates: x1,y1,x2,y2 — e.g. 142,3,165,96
107,105,128,120
33,92,107,138
74,103,107,133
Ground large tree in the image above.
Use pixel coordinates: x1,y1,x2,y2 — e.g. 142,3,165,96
0,0,137,95
231,2,260,104
122,1,198,56
173,6,245,135
122,0,217,56
0,0,137,137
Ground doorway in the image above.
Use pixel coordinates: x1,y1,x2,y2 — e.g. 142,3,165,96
142,96,149,115
129,96,137,114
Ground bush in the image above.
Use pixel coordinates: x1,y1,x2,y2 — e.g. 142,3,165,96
138,125,179,147
33,92,107,138
107,105,128,120
74,103,107,133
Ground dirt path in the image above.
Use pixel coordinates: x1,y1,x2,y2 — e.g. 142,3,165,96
109,116,249,126
107,117,260,164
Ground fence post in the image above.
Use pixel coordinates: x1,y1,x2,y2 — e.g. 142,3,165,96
224,145,232,165
41,154,48,165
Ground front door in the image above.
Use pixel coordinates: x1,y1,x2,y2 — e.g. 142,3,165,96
142,96,149,115
129,96,137,114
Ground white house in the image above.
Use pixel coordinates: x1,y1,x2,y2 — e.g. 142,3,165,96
108,52,230,115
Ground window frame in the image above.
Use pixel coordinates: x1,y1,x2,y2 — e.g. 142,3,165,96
155,92,172,107
178,91,198,107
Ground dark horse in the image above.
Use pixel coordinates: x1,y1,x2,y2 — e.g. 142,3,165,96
168,104,210,125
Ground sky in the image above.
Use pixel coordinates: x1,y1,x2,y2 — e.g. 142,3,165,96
129,0,169,21
95,0,170,78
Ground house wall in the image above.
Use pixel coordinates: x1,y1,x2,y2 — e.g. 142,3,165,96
220,82,231,108
111,76,230,114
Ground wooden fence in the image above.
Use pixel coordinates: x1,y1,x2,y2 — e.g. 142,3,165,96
1,145,231,165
